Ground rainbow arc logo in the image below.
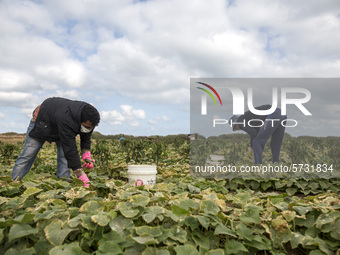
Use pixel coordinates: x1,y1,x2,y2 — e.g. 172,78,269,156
196,82,222,115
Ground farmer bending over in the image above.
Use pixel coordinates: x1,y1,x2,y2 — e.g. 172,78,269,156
11,97,100,187
230,104,287,164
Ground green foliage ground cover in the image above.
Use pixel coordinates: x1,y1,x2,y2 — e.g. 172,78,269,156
0,137,339,254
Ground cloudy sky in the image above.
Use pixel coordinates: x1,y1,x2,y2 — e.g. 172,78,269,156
1,0,339,136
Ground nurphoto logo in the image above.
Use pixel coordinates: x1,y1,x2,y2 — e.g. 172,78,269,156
189,78,340,180
196,82,312,129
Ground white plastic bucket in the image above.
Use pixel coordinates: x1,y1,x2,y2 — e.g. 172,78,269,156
127,164,157,186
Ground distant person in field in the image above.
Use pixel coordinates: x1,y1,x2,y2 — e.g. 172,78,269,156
230,104,287,164
11,97,100,187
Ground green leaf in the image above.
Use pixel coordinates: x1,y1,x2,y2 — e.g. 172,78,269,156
244,235,269,251
102,231,124,243
0,228,4,243
142,212,157,223
0,218,6,228
4,247,36,255
142,247,170,255
0,197,7,206
206,249,225,255
63,188,91,200
44,219,75,246
234,192,251,203
81,215,97,230
293,206,313,215
188,184,201,194
315,237,333,255
68,214,87,228
290,232,317,249
37,190,59,200
225,239,248,255
136,226,163,237
286,187,298,196
91,212,110,226
196,215,210,229
261,181,273,191
97,240,123,254
214,224,237,238
49,242,89,255
22,187,43,197
142,206,164,223
34,239,53,254
118,202,139,218
309,250,327,255
184,216,199,231
164,209,179,222
315,212,340,229
8,224,38,242
131,194,150,207
174,245,198,255
132,235,159,245
34,209,63,221
191,230,214,250
295,211,318,228
169,226,187,243
171,205,190,216
79,201,105,214
236,222,254,241
200,200,220,215
240,205,261,224
11,213,35,224
331,219,340,240
108,210,118,220
178,199,200,211
109,216,135,237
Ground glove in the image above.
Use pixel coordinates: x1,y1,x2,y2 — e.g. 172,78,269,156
82,151,95,169
78,173,90,188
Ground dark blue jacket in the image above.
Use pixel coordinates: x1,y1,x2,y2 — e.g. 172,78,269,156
29,97,93,170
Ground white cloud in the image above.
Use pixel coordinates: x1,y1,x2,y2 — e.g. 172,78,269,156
0,92,40,108
0,0,87,108
0,69,37,91
101,105,146,127
54,90,80,99
86,37,189,103
162,116,171,122
148,115,172,125
148,119,158,125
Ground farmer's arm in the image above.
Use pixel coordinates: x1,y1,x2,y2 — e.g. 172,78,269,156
79,132,95,169
58,122,91,187
80,132,92,154
58,122,82,170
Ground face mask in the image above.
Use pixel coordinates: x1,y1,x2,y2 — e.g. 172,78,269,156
80,125,92,133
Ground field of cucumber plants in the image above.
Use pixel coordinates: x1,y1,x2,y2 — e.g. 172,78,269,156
0,136,339,255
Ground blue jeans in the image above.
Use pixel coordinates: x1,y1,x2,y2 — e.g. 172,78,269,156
252,109,287,164
11,120,70,181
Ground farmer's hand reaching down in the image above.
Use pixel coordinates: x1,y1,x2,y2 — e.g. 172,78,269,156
78,173,90,188
74,169,90,188
82,151,95,169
